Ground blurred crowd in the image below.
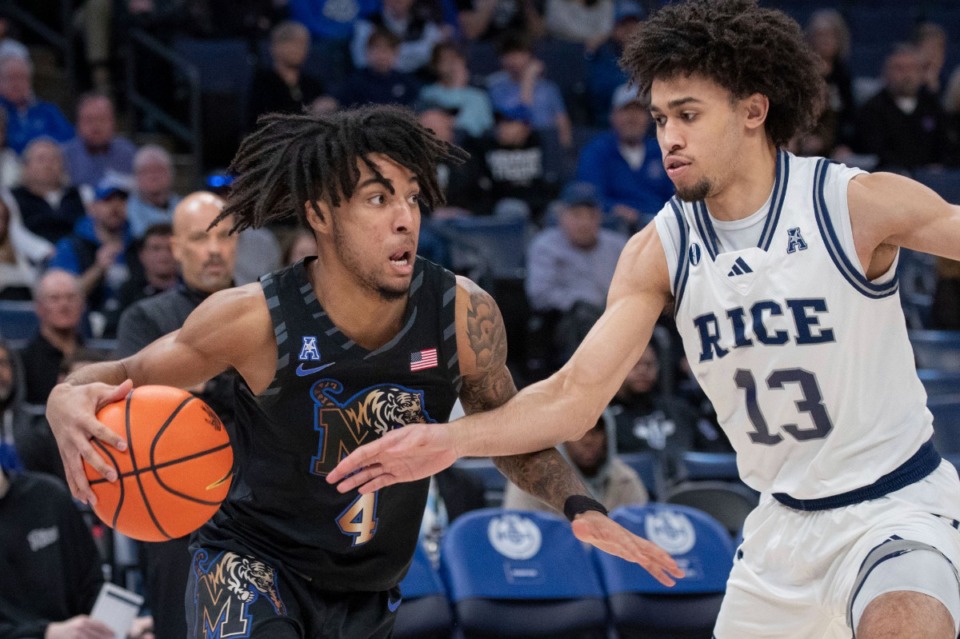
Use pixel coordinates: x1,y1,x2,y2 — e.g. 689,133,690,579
0,0,959,635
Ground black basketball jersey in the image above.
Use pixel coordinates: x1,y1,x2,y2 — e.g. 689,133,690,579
197,257,461,592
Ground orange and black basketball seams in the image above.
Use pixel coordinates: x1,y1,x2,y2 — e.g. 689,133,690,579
84,386,234,541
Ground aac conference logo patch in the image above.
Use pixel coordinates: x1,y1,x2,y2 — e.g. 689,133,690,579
487,513,542,560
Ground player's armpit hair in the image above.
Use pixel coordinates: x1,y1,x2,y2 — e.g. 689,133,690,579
621,0,825,146
215,105,470,233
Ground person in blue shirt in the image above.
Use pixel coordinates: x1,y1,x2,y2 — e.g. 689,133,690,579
0,55,73,155
575,83,674,231
341,28,421,108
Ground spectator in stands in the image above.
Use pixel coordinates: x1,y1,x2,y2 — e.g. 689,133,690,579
116,222,176,312
126,145,180,239
11,138,86,244
0,340,27,451
48,177,136,338
473,104,558,219
0,16,28,62
14,347,109,484
115,192,237,639
487,34,572,148
914,21,948,98
525,182,627,368
576,83,673,231
796,8,854,158
419,42,495,138
0,55,74,155
456,0,544,42
503,409,648,512
19,270,85,405
544,0,613,51
418,106,484,213
351,0,448,75
853,43,954,171
61,93,135,190
73,0,114,92
247,21,337,132
584,0,643,126
0,109,20,189
608,341,728,484
0,463,155,639
340,28,421,108
286,0,377,91
282,228,316,266
0,196,37,300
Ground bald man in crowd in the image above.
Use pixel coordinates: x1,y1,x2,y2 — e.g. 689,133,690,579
113,191,238,639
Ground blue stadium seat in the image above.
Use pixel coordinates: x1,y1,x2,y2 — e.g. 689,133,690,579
679,451,739,482
909,330,960,372
594,503,735,639
440,508,608,638
898,248,936,329
453,457,507,507
662,480,759,539
0,300,38,341
930,395,960,455
432,215,529,281
918,369,960,398
619,451,666,502
394,542,454,639
171,37,254,94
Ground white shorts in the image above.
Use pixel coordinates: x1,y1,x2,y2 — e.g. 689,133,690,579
714,461,960,639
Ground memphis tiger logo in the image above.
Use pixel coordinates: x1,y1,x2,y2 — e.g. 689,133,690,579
192,550,286,639
309,379,434,476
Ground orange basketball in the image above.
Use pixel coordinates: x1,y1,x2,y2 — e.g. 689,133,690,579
83,385,233,542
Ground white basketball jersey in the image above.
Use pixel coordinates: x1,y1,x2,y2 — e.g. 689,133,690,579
655,150,932,498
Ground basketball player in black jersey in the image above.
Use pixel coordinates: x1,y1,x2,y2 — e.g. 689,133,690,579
45,105,682,639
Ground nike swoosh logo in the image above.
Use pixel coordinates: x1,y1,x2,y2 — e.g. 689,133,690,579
387,595,403,613
296,362,335,377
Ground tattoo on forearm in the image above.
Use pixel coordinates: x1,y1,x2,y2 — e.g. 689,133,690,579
460,291,516,413
495,449,588,513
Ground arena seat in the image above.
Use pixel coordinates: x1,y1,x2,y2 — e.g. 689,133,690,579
909,330,960,372
394,542,454,639
679,451,739,482
0,300,38,341
453,457,507,507
618,451,666,502
440,508,608,638
918,369,960,398
594,503,734,639
662,480,759,539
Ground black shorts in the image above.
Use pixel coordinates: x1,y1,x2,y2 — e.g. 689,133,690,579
185,547,399,639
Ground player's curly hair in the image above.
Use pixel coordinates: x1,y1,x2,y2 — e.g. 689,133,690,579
214,105,469,233
621,0,825,147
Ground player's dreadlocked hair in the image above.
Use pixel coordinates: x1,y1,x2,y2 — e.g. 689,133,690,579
214,105,470,233
621,0,825,147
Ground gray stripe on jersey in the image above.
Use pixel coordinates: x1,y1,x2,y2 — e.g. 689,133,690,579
409,271,424,296
365,308,418,358
443,285,456,306
443,323,456,340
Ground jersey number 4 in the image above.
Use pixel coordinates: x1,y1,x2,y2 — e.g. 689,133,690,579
735,368,834,444
337,492,379,545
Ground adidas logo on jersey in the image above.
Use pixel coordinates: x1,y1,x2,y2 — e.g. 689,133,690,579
727,257,753,277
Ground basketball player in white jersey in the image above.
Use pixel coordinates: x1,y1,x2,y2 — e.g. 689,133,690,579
330,1,960,636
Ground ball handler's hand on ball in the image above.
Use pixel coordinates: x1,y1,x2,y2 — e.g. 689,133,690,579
327,422,458,494
571,510,685,586
46,379,133,504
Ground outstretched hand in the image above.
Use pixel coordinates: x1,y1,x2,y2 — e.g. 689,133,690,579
327,422,459,493
572,510,685,586
46,379,133,505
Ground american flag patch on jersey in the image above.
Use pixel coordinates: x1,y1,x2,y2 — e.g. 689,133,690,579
410,348,438,371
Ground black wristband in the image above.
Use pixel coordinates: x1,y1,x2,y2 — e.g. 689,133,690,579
563,495,608,522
